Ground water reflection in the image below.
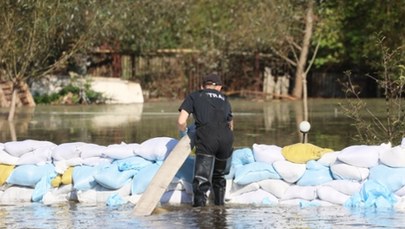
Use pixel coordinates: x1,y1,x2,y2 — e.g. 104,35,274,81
0,99,373,150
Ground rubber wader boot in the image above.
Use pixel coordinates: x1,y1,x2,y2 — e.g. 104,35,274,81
193,154,215,207
212,157,230,205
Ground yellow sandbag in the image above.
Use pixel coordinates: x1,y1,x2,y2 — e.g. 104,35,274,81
51,175,62,187
0,164,15,185
61,167,73,185
282,143,333,164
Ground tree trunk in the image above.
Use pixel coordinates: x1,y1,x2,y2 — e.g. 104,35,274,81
292,0,314,99
7,88,17,122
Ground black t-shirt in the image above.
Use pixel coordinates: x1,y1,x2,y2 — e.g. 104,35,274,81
179,89,232,128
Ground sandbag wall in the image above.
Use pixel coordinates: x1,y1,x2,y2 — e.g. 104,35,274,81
1,138,405,209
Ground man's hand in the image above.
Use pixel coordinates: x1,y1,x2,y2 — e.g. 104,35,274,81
179,127,188,138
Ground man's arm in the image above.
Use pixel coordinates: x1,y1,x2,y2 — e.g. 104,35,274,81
177,109,189,132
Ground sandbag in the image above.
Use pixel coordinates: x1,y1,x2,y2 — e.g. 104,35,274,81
282,185,317,201
77,143,107,159
0,150,19,165
321,180,362,196
103,143,135,159
52,142,85,161
0,164,15,185
229,182,260,197
231,148,255,168
131,162,161,194
160,190,192,204
317,151,339,166
4,140,56,157
7,163,55,188
317,186,350,205
228,189,278,205
114,156,153,171
258,179,290,198
137,137,178,161
345,180,397,208
94,164,136,190
296,160,333,186
252,144,284,164
72,165,99,191
82,157,113,166
330,161,369,181
16,147,53,165
273,160,306,183
0,186,34,203
380,145,405,168
338,144,389,168
281,143,333,164
234,162,280,185
368,164,405,192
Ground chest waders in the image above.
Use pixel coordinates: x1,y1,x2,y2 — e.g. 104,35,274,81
192,93,233,207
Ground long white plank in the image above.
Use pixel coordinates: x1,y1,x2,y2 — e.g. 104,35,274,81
133,135,192,216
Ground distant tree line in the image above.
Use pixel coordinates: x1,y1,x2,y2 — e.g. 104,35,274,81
0,0,404,111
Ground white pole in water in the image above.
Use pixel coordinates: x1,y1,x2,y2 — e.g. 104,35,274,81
299,121,311,143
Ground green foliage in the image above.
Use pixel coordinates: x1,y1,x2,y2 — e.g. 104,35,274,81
340,38,405,145
33,84,105,105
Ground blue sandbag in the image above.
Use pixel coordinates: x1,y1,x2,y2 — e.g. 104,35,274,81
114,156,153,171
32,172,57,202
131,162,162,194
234,161,280,185
72,165,99,191
345,180,397,208
175,156,195,183
7,164,55,188
94,164,137,190
296,160,333,186
369,164,405,192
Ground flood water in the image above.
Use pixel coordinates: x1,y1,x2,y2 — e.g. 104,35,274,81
1,98,404,228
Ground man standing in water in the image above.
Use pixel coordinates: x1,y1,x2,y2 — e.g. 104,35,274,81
177,73,234,207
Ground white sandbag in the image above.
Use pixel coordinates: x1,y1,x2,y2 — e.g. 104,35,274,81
137,137,178,161
128,143,142,155
0,149,19,165
252,144,284,164
395,185,405,197
160,190,192,204
167,179,193,194
77,143,107,159
54,158,83,174
82,157,113,166
0,143,3,151
338,144,390,168
317,151,339,166
258,179,290,199
330,161,369,181
4,140,56,157
76,189,97,204
16,147,53,165
227,189,278,205
380,145,405,168
321,180,362,196
52,142,85,161
42,187,72,205
273,160,306,183
0,186,34,203
282,185,317,201
94,183,132,203
317,186,350,205
229,182,260,198
103,142,135,159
